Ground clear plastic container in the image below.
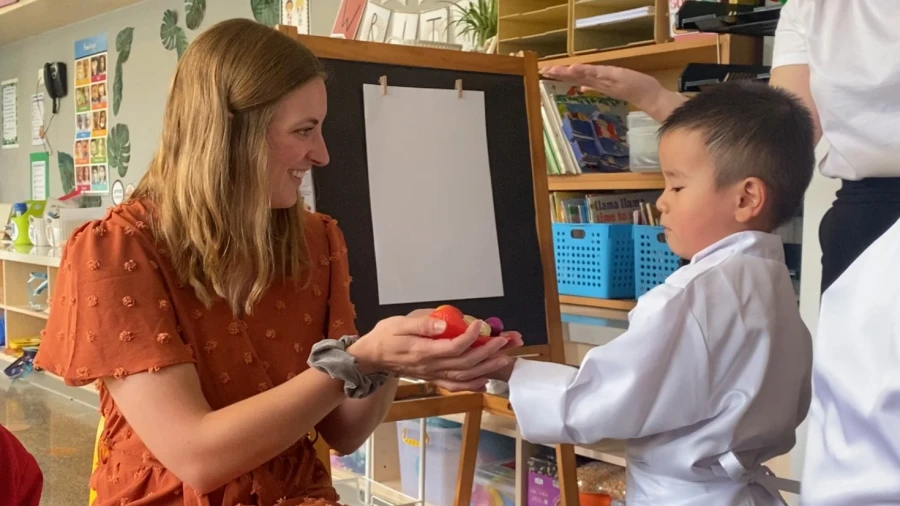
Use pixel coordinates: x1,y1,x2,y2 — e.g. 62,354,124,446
627,111,661,172
396,418,516,506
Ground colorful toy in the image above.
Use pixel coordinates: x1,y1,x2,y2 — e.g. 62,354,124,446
428,305,505,348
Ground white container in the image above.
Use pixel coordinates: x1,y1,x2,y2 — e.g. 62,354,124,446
396,418,516,506
627,111,661,172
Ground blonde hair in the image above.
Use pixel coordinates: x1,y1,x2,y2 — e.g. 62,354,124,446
133,19,325,316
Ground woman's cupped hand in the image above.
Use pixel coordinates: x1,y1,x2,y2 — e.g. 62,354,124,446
348,312,523,392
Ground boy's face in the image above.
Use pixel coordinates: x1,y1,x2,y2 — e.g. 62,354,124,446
655,128,751,259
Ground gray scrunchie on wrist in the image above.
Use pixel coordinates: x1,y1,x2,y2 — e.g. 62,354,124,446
307,335,389,399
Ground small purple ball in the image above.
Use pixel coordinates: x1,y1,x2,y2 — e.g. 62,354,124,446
485,317,504,337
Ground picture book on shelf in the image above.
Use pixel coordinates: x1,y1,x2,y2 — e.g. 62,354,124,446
551,190,661,224
540,80,630,174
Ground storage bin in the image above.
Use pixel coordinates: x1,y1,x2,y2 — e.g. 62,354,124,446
627,111,661,172
633,225,681,297
553,223,635,299
396,418,515,506
330,445,367,476
471,462,516,506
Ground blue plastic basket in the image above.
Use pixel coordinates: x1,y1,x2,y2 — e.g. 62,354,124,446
633,225,681,297
553,223,635,299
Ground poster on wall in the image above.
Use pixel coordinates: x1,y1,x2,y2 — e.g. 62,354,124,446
1,78,18,149
331,0,366,39
282,0,311,35
74,33,110,195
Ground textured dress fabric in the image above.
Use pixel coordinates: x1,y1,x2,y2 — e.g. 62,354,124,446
34,199,358,506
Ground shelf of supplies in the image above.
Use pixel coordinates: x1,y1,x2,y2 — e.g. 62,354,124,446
500,3,568,24
0,0,145,46
676,1,781,37
678,62,771,92
1,304,49,320
538,33,731,71
559,295,637,311
440,411,627,467
548,172,665,191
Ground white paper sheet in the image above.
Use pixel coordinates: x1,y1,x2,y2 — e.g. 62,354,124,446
31,92,44,146
1,78,18,149
363,83,504,305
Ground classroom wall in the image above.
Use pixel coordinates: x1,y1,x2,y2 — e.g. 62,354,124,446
0,0,462,204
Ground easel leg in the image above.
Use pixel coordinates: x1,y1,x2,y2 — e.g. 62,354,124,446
454,408,483,506
556,444,580,506
515,435,539,505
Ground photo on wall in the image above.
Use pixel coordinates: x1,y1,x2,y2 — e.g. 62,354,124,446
74,33,112,195
282,0,310,34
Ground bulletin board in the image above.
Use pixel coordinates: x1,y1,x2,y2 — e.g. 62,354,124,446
280,29,562,362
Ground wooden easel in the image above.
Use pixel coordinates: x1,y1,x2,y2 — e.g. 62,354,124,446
277,26,580,506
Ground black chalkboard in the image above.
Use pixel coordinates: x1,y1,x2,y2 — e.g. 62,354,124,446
312,58,547,347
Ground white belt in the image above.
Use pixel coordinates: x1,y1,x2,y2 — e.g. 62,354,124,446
716,452,800,505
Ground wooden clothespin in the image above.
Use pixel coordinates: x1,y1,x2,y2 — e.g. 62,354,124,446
379,75,388,95
455,79,463,98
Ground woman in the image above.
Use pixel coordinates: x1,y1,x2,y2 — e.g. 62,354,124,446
542,1,900,502
35,19,518,506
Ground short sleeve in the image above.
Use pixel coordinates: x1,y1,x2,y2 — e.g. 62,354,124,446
772,0,808,68
323,218,358,339
34,219,194,386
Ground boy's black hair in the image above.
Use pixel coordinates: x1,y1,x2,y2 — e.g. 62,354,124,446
658,81,815,228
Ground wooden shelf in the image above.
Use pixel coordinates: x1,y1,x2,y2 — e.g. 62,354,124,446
559,295,637,311
500,3,568,24
538,33,756,72
548,172,665,191
0,0,145,46
1,304,49,320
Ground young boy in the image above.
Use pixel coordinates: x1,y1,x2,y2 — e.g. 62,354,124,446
492,81,816,505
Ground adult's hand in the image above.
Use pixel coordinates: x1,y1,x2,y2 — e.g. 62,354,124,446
539,64,684,122
348,315,517,391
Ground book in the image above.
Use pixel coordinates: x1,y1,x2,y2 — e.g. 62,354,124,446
540,80,630,173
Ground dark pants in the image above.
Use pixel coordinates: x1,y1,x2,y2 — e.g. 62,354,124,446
819,178,900,293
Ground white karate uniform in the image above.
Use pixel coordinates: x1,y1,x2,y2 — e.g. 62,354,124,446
509,231,812,506
800,218,900,505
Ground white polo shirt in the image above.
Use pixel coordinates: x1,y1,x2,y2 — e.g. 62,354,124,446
772,0,900,181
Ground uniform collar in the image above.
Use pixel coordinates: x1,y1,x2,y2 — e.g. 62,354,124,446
690,230,785,265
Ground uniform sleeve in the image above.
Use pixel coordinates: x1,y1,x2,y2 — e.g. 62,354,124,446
323,218,359,339
508,285,710,444
34,220,194,386
771,0,808,68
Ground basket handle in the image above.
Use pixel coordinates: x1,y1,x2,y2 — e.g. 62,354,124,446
569,228,586,240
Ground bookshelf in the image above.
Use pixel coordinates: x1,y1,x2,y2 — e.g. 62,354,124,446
548,172,664,191
499,0,669,59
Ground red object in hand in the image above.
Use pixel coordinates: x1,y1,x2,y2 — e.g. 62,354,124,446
430,305,468,339
430,305,495,348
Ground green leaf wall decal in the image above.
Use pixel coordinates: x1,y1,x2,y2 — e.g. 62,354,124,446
251,0,280,27
160,9,188,59
113,61,124,116
185,0,206,30
58,152,75,194
116,27,135,63
108,124,132,178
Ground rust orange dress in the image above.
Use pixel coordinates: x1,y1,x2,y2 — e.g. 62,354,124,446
34,199,358,506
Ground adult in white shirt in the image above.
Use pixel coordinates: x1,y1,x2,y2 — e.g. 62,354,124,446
541,2,900,503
